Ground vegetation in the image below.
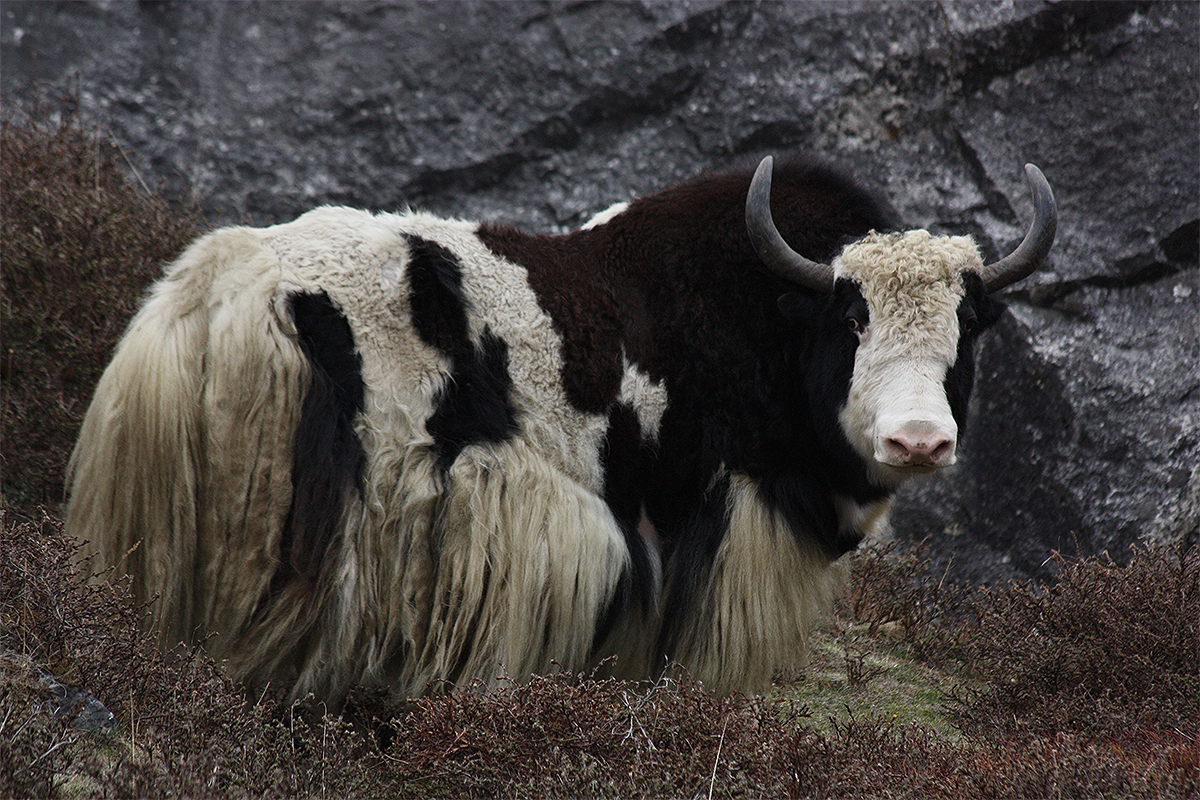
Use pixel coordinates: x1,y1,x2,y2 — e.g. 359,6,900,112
2,100,1196,799
1,95,203,516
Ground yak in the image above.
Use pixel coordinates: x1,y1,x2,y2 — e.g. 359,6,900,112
66,155,1056,704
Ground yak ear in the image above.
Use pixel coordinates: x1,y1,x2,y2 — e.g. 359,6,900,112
777,291,815,323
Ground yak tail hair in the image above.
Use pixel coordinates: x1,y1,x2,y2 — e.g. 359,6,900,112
66,226,308,658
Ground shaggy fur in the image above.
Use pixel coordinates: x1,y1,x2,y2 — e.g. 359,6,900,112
67,158,1028,703
665,472,838,691
68,208,629,702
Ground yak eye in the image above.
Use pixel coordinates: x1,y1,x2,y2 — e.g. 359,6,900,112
842,293,869,336
959,312,978,336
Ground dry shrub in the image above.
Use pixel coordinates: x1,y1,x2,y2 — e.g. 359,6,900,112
0,97,203,516
386,670,793,798
840,540,1198,797
0,511,379,798
383,653,1195,800
779,715,971,799
949,543,1200,743
848,540,1198,748
963,731,1198,800
0,654,70,798
844,539,972,660
780,713,1195,800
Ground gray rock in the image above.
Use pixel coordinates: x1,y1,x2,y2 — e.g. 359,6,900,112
40,671,117,735
891,269,1200,582
3,0,1196,582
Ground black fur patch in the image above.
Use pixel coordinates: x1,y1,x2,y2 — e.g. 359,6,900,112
591,404,658,652
946,271,1006,433
405,234,471,355
476,223,625,415
279,291,367,584
796,281,888,494
716,279,886,559
425,328,520,471
405,234,519,470
655,472,732,661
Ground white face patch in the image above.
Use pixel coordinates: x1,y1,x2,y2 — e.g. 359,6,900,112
834,230,983,487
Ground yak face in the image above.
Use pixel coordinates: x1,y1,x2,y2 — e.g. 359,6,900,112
776,231,1004,490
749,156,1055,491
828,231,1001,487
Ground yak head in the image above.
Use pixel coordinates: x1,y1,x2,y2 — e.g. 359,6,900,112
745,156,1057,488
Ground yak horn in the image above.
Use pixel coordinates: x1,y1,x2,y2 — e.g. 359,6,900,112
977,164,1058,292
745,156,835,292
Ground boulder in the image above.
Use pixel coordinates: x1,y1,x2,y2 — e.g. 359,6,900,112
3,0,1196,582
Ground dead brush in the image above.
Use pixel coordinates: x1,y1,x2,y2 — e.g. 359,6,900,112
384,669,792,799
0,94,203,517
777,711,1195,800
0,511,378,798
0,655,74,798
843,538,973,661
946,542,1200,743
836,631,888,689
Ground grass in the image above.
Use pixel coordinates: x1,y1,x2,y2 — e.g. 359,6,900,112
785,623,967,740
2,96,1197,798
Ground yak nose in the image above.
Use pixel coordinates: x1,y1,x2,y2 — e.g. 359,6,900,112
878,423,957,468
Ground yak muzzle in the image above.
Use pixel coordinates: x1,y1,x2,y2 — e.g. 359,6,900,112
876,420,957,469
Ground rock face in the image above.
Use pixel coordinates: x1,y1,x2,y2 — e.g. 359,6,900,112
3,1,1196,582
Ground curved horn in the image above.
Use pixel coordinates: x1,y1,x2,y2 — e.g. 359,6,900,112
977,164,1058,292
745,156,835,292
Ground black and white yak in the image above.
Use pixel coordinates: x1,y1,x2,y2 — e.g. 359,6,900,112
66,156,1056,704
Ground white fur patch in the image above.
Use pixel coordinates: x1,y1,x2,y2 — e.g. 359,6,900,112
68,206,635,705
581,201,629,230
394,213,613,492
834,494,892,540
373,437,629,697
619,354,669,441
67,224,310,661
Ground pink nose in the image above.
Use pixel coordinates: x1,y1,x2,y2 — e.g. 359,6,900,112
884,430,955,466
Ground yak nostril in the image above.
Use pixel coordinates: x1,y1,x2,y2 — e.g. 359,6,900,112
929,439,954,462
